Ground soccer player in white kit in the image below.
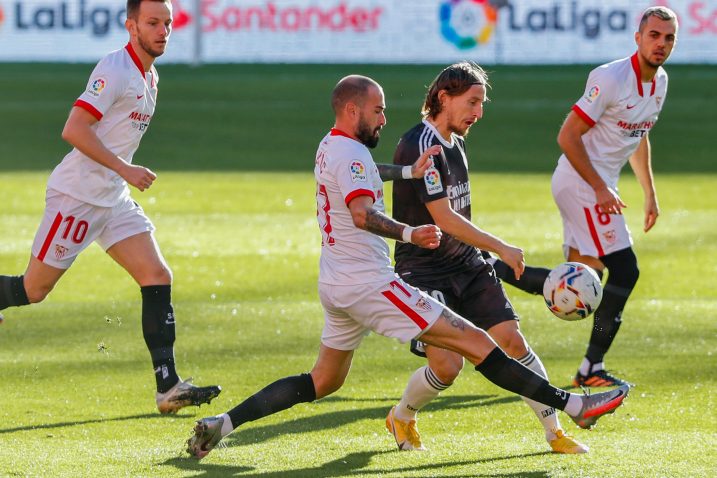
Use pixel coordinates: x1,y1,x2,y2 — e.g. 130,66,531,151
186,75,630,460
0,0,220,413
552,7,678,388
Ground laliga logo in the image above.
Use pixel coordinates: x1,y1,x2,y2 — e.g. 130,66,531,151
440,0,499,50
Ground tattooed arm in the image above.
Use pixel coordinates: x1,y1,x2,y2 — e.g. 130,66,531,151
376,144,441,182
376,163,406,182
347,195,441,249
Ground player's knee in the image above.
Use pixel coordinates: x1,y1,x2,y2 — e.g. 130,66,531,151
430,356,464,384
602,248,640,288
141,266,173,286
311,371,346,399
496,332,529,359
24,283,53,304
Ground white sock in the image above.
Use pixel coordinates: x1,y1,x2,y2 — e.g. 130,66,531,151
579,358,605,376
517,349,561,441
564,394,584,416
394,366,450,422
219,413,233,438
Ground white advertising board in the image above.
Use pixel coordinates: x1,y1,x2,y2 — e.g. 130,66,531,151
0,0,715,64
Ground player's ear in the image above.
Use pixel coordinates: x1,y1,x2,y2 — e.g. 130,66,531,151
125,17,137,36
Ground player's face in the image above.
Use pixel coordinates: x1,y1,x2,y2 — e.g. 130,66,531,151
130,1,173,58
636,16,677,68
445,84,485,137
355,86,386,149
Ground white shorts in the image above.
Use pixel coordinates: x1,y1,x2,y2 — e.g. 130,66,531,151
31,189,155,269
552,170,632,258
318,275,443,351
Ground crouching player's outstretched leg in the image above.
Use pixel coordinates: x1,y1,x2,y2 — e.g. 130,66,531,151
187,345,351,459
419,308,630,430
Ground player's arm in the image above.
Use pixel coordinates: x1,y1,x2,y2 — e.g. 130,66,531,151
424,198,524,279
347,195,441,249
628,134,659,232
376,145,440,182
558,111,627,215
61,107,157,191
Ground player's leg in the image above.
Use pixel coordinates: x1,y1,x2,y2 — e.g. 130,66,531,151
488,320,587,453
101,198,220,411
0,257,64,314
388,344,461,451
481,250,550,296
573,247,638,387
419,309,629,430
187,285,363,459
388,283,457,450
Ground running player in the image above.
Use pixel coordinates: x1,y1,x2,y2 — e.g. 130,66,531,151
384,62,587,454
0,0,220,413
186,75,629,460
553,6,677,387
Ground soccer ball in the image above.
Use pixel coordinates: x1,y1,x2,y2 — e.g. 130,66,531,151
543,262,603,321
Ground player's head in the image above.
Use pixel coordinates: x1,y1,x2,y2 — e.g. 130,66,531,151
423,62,489,137
126,0,173,59
332,75,386,149
635,6,678,68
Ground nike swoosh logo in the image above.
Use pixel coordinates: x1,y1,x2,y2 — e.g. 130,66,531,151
165,319,175,325
626,104,636,109
137,95,144,100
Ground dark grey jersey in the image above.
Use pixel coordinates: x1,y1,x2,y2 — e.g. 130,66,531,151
392,120,484,280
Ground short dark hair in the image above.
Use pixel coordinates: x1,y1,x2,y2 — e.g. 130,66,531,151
638,6,678,32
331,75,381,114
422,62,489,119
126,0,171,20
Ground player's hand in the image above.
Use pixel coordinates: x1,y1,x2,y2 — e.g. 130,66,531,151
412,225,442,249
643,195,660,232
411,145,441,178
496,243,525,280
595,186,627,215
118,163,157,192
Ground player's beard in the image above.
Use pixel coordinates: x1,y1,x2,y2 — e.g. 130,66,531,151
137,28,168,58
356,117,381,149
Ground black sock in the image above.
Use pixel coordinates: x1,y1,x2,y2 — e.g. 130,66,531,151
585,284,630,363
227,373,316,430
475,347,570,411
492,260,549,296
0,275,30,310
141,285,179,393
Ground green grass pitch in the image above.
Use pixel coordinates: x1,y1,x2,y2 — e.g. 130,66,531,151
0,64,715,477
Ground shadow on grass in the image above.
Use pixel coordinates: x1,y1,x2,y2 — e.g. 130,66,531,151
225,393,521,449
0,412,161,435
164,449,551,477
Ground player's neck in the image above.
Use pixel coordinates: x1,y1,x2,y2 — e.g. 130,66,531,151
426,117,452,144
636,53,658,82
129,40,156,72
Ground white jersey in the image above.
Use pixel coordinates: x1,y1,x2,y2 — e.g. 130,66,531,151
555,53,668,189
47,43,159,207
315,129,394,285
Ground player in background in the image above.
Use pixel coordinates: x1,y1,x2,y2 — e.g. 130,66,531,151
186,75,629,460
553,6,677,388
384,62,587,454
0,0,220,413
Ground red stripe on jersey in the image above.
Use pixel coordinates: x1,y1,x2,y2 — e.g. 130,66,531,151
37,212,64,262
330,128,354,139
572,105,596,127
344,189,375,206
583,207,605,257
631,53,644,97
381,290,429,330
125,42,146,76
74,100,103,121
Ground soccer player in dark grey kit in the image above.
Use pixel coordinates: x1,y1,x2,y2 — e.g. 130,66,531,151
384,62,588,454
